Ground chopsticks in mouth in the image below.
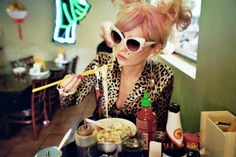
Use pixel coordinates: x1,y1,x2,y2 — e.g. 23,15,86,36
32,64,112,93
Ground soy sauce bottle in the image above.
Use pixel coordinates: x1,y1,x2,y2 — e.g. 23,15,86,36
136,91,157,152
162,103,187,157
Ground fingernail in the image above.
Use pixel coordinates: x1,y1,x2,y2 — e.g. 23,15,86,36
76,75,84,80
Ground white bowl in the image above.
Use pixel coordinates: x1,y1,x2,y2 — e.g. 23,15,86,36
97,118,137,136
34,146,62,157
96,118,137,152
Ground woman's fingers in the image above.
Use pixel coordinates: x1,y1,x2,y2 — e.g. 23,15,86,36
62,75,77,91
60,74,73,87
101,21,113,48
68,80,80,95
57,74,82,96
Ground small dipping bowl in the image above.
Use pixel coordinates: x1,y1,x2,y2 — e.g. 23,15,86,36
97,142,118,154
34,146,62,157
75,124,97,147
121,136,144,157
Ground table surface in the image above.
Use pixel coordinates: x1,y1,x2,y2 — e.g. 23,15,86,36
0,74,31,92
61,141,148,157
0,60,66,112
0,60,69,92
46,61,65,71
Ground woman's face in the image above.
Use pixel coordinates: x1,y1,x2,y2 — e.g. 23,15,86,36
112,25,155,67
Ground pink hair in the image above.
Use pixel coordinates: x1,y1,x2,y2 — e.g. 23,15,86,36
115,0,192,47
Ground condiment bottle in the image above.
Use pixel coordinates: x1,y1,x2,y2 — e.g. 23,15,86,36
184,133,200,157
162,103,187,157
136,90,157,151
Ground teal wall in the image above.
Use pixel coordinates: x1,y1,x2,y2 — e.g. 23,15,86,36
167,0,236,132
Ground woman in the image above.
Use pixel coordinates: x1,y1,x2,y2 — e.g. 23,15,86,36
57,0,191,131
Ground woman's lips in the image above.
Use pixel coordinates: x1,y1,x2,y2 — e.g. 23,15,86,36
117,54,127,61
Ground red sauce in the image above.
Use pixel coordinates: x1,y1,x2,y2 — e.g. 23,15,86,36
136,91,156,150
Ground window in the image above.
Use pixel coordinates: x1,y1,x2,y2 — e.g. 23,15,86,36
149,0,202,62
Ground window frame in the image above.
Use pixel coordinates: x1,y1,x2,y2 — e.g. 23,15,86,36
149,0,202,62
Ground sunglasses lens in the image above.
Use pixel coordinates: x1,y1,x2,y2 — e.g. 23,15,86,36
127,39,140,52
111,30,122,44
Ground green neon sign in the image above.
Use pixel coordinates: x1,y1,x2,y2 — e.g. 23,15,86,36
53,0,91,44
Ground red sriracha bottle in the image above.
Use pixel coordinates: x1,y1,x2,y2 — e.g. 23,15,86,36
136,90,157,151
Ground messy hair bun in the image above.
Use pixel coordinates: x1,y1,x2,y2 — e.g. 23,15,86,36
158,0,192,31
112,0,144,6
114,0,192,48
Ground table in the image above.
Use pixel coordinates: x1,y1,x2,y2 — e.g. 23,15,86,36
0,74,32,112
0,71,51,137
0,59,70,112
46,61,70,74
61,141,149,157
0,74,31,93
0,74,32,137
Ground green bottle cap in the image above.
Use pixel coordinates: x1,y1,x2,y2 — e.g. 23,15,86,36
141,90,151,107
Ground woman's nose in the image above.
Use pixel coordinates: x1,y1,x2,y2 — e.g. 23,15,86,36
117,41,128,52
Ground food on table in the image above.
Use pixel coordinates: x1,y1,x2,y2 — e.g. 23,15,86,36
100,64,109,118
121,136,144,157
122,136,143,149
97,142,118,154
96,125,133,143
77,124,94,136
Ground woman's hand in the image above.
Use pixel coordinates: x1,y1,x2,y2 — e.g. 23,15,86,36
57,74,83,96
100,21,113,48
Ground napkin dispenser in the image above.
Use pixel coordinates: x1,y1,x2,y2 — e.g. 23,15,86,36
200,111,236,157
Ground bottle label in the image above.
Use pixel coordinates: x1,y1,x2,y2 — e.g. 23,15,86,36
142,132,149,150
136,118,156,150
166,111,183,147
162,152,187,157
136,118,156,132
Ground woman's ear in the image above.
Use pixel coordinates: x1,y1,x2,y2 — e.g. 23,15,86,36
151,43,162,56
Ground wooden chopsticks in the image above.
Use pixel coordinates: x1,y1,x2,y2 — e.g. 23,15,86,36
32,64,112,93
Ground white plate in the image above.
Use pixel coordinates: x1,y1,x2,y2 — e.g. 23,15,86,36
13,67,26,73
29,70,50,76
97,118,136,136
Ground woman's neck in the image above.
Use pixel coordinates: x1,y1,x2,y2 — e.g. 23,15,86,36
121,62,146,78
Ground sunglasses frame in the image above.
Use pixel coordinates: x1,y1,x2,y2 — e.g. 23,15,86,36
110,25,156,54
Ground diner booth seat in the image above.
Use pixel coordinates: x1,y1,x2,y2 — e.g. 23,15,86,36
9,78,49,140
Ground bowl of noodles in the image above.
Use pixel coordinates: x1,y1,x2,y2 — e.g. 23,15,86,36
95,118,136,152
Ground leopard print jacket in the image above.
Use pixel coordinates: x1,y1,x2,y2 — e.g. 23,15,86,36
60,52,174,131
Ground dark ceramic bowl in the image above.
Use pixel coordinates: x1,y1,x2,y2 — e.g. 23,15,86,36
121,136,143,157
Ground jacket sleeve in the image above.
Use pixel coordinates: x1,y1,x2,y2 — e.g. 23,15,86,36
153,69,174,131
60,52,112,109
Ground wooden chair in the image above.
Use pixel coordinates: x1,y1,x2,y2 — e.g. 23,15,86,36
71,56,78,73
48,69,65,112
10,56,34,69
19,55,34,68
9,78,49,140
10,60,23,68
